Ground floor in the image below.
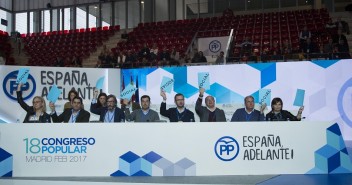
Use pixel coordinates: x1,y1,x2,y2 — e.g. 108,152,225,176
1,174,352,185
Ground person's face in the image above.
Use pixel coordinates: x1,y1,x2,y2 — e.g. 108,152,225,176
69,92,76,101
273,101,282,112
99,96,107,105
205,96,215,108
107,97,116,110
245,97,254,110
141,97,150,110
33,97,43,110
175,95,185,108
72,99,82,111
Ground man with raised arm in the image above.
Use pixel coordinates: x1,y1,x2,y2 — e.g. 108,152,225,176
50,97,90,123
195,88,226,122
160,91,195,122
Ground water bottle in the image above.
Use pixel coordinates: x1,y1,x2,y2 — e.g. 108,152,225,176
16,119,20,123
190,119,194,122
287,118,290,121
266,117,271,121
121,119,125,123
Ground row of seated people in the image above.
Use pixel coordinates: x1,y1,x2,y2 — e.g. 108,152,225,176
232,27,351,62
95,44,212,68
17,83,304,123
52,56,83,67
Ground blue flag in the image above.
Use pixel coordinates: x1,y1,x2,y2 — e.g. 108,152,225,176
160,76,174,93
259,89,271,106
16,68,30,84
47,85,62,103
121,84,137,100
293,89,305,107
198,72,210,90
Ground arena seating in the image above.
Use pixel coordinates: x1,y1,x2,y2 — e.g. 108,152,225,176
114,8,331,60
16,8,335,67
22,25,119,66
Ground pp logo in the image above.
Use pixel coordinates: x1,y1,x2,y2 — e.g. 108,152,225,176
209,40,221,53
338,77,352,127
3,71,36,101
214,136,239,161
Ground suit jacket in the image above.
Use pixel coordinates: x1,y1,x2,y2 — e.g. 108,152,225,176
51,109,90,123
98,107,125,123
160,102,195,122
195,97,226,122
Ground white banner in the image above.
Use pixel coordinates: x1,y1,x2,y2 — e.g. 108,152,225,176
0,122,350,177
198,36,229,56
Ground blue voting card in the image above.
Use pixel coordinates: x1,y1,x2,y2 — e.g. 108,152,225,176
293,89,305,106
259,89,271,106
47,85,62,103
198,72,210,90
160,76,174,93
16,68,30,84
121,84,137,100
95,76,105,89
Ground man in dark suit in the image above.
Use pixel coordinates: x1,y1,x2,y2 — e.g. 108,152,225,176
160,91,195,122
50,97,90,123
195,88,226,122
95,95,125,123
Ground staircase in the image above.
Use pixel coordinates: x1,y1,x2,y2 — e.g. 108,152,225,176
9,38,29,66
83,31,122,68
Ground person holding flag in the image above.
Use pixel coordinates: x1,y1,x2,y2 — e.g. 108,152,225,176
160,91,195,122
16,83,51,123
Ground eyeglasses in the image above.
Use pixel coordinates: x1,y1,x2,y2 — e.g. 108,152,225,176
107,100,115,103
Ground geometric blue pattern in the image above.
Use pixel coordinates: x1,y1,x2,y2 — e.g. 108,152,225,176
122,68,158,90
206,83,243,104
0,148,13,177
110,151,196,176
311,60,340,69
248,62,276,88
163,67,198,98
307,123,352,174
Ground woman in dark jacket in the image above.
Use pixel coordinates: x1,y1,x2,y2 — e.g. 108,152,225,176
266,97,304,121
16,83,51,123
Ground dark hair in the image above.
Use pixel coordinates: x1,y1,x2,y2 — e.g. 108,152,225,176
72,96,83,104
97,93,108,108
107,94,117,105
67,88,79,101
174,93,184,101
271,97,283,111
141,95,150,102
244,96,254,103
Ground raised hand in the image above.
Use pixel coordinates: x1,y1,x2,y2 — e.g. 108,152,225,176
49,102,56,112
199,87,205,96
160,90,167,100
17,83,23,91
